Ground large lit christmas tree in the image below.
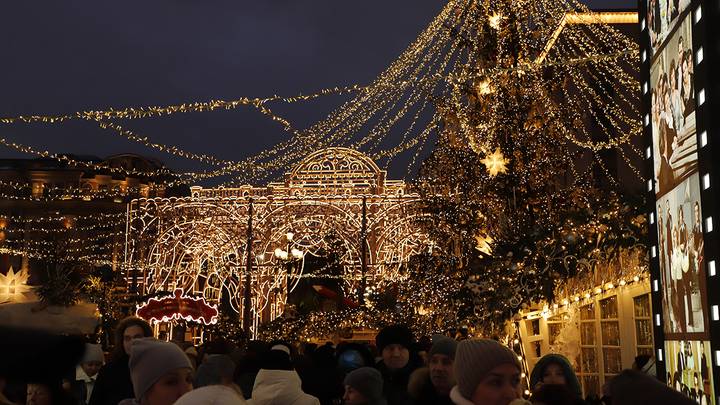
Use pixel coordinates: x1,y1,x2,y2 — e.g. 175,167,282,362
416,0,645,330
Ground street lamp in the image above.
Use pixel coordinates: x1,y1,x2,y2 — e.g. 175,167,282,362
274,231,305,297
275,232,304,260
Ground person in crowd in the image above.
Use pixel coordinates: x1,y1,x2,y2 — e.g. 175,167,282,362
70,344,105,405
374,325,422,405
246,346,320,405
26,383,75,405
0,377,17,405
26,384,53,405
416,336,432,365
606,369,695,405
449,338,523,405
342,367,386,405
184,347,199,370
457,327,470,341
336,343,375,376
234,341,268,400
174,385,246,405
408,335,457,405
89,317,153,405
118,338,194,405
631,355,656,378
296,343,342,405
195,355,242,397
529,354,582,401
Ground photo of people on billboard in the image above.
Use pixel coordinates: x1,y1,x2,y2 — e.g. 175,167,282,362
665,340,714,404
651,13,696,197
647,0,692,54
656,173,707,337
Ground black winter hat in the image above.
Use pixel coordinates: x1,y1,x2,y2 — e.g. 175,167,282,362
375,324,415,353
344,367,385,403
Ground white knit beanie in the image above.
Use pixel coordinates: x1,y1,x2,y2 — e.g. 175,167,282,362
454,339,521,399
174,385,246,405
128,338,193,400
81,343,105,364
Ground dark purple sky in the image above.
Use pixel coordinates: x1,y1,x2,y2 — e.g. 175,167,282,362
0,0,637,183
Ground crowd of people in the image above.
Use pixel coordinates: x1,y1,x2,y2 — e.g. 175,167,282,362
0,317,699,405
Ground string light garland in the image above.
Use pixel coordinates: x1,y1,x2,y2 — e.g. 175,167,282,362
0,0,642,189
0,84,369,125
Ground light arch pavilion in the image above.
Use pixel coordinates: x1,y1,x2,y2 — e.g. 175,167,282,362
124,148,433,334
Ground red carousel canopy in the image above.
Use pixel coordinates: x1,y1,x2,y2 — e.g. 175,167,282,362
136,289,219,325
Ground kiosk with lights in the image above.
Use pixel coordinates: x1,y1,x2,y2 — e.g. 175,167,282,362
640,0,720,402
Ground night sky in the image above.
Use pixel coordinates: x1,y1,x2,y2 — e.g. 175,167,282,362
0,0,637,183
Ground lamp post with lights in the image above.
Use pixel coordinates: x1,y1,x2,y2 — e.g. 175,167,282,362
273,231,305,313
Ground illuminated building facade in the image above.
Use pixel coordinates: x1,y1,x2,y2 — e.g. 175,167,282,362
0,154,172,274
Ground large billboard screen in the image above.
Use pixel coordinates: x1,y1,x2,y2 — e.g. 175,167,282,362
646,2,713,401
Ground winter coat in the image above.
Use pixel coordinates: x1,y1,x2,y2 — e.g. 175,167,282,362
70,366,97,405
608,369,697,405
375,360,418,405
529,354,583,399
407,368,453,405
0,392,17,405
247,369,320,405
175,385,247,405
88,356,134,405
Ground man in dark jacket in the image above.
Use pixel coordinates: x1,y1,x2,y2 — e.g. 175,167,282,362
374,325,422,405
88,317,153,405
408,335,456,405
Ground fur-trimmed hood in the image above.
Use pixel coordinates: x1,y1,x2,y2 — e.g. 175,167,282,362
529,353,582,399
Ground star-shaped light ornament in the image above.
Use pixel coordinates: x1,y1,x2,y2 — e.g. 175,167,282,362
475,234,494,256
475,78,494,96
481,148,510,177
0,266,34,304
488,12,505,30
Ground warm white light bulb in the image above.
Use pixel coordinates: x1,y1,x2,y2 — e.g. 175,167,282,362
291,248,304,259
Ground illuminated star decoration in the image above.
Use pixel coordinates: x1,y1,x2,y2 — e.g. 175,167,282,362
475,78,494,96
480,148,510,177
475,234,494,256
0,266,34,303
488,12,505,30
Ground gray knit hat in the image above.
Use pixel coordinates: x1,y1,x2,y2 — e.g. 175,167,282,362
344,367,385,403
454,339,521,399
429,335,458,359
81,343,105,364
128,338,193,400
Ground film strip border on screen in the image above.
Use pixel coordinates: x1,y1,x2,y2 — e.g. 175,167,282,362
639,0,719,399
